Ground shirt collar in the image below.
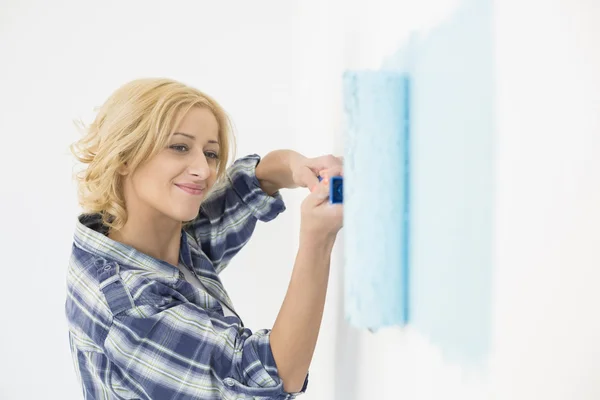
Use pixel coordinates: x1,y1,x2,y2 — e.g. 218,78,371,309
74,213,191,279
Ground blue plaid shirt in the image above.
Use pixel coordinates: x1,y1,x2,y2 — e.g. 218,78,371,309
65,154,309,399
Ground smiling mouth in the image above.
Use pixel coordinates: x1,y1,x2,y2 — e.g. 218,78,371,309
175,184,205,196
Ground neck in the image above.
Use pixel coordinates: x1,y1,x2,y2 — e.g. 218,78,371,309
109,212,183,267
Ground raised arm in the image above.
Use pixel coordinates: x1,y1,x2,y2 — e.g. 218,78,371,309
269,163,344,392
186,154,287,273
188,150,324,274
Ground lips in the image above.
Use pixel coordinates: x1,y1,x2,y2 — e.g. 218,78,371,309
175,184,205,196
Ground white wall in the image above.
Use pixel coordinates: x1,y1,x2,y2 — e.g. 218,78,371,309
2,0,599,399
491,0,600,398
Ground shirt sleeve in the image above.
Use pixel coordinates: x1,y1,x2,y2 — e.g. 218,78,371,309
186,154,286,274
104,302,308,399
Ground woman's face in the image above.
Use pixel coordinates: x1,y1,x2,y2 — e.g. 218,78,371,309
123,106,221,223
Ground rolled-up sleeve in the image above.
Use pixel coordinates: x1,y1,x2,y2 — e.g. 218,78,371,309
104,303,307,399
187,154,286,274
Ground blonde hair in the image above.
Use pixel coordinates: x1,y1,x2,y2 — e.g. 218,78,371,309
70,77,236,231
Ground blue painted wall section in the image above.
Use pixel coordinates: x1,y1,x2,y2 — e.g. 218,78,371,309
342,0,493,366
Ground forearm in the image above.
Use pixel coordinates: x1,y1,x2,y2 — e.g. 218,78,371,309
255,150,306,195
269,234,335,393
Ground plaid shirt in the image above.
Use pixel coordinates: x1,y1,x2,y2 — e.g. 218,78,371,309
65,154,309,400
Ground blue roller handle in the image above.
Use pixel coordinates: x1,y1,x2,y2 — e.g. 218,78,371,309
318,175,343,204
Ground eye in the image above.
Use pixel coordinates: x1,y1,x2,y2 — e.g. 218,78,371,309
170,144,189,153
205,151,219,160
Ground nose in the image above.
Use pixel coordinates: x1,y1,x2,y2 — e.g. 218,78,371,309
189,154,211,180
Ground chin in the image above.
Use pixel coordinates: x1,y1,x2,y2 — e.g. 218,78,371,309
179,209,201,223
163,206,197,224
167,196,203,223
181,216,198,224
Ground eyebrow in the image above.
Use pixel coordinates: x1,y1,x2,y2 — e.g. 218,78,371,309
173,132,219,145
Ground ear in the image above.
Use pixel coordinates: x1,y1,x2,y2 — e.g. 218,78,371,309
117,162,129,176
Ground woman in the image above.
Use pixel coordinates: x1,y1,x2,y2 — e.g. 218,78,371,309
66,78,343,399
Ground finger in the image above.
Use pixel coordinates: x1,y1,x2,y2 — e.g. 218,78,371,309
306,180,329,207
320,165,343,179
